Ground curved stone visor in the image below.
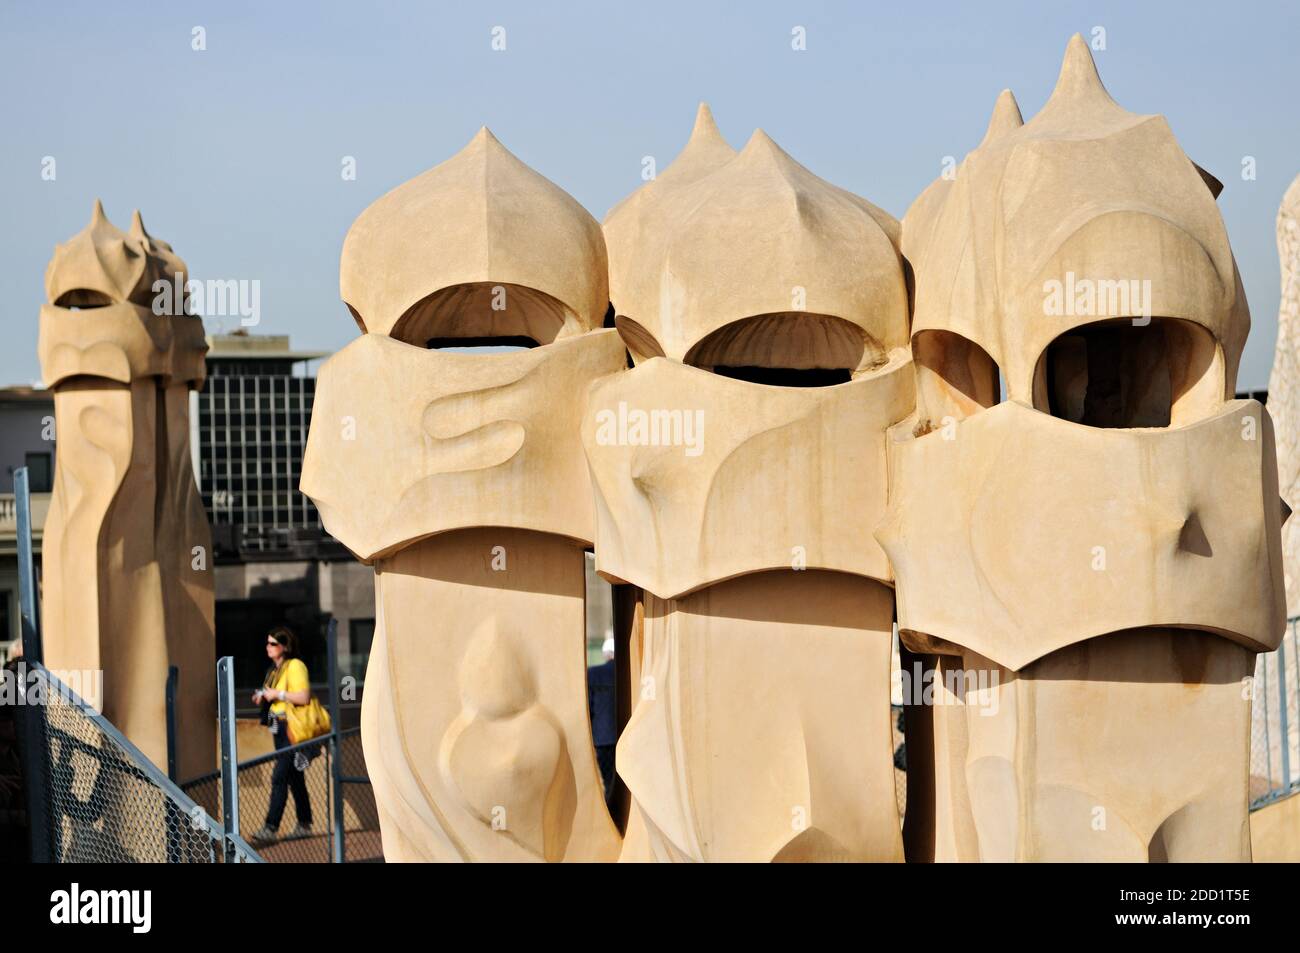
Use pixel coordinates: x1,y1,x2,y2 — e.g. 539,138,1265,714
909,209,1244,405
300,328,627,562
610,130,908,366
339,129,609,338
877,398,1286,670
582,354,914,599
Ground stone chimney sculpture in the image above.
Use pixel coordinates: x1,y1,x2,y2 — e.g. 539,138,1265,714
880,36,1286,861
299,43,1284,863
39,201,215,781
585,105,914,861
1268,173,1300,615
301,130,626,861
1261,174,1300,799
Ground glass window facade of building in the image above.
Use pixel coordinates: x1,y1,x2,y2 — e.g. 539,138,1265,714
197,350,321,555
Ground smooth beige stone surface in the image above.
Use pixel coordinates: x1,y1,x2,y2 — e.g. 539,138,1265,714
616,573,902,862
905,36,1248,422
1259,171,1300,827
890,37,1284,863
340,127,608,339
39,304,208,389
40,303,170,386
156,382,216,781
880,399,1284,670
595,114,910,861
38,203,214,779
603,103,735,364
1268,173,1300,612
925,633,1253,862
583,353,912,598
606,119,907,372
361,529,620,862
301,329,626,562
910,653,981,863
305,52,1286,861
42,382,165,758
305,131,624,861
44,202,187,311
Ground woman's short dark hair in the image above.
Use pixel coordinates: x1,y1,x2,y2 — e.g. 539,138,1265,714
267,625,298,658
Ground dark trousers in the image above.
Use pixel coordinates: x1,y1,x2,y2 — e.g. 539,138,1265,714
264,718,312,830
595,744,616,807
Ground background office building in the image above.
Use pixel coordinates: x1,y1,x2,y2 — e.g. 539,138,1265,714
0,386,54,660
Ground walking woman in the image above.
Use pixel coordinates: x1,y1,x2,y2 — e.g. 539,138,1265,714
250,626,313,842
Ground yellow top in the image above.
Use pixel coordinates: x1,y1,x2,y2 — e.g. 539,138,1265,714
266,658,309,717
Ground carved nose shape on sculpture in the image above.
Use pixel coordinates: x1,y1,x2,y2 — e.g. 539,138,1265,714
1177,512,1212,557
879,399,1285,670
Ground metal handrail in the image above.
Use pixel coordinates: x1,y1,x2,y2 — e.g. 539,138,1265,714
184,726,360,784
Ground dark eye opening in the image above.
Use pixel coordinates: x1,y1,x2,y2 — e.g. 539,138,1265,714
54,289,115,309
386,282,573,348
710,366,852,387
1036,318,1218,429
685,312,877,387
426,335,539,351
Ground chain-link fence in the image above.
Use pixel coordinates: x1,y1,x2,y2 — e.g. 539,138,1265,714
22,663,261,863
1251,618,1300,807
183,727,381,863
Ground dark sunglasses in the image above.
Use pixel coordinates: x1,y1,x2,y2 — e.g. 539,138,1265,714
267,638,283,647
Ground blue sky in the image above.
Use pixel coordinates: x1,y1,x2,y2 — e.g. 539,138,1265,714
2,0,1297,388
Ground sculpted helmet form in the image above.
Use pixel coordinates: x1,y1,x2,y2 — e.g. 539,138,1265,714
303,129,625,861
880,35,1285,861
585,106,914,861
301,38,1284,863
39,201,214,784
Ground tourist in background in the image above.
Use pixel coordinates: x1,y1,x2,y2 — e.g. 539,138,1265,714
250,626,313,842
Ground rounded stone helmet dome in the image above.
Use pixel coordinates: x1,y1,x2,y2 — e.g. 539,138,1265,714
339,128,608,347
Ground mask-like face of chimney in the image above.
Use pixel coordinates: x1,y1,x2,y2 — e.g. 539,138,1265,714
879,34,1285,864
583,106,915,861
302,129,626,862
